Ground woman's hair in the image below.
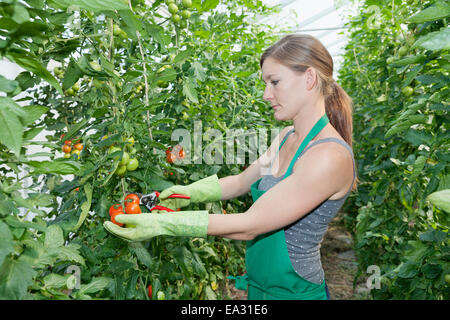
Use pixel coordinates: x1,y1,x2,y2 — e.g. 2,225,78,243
260,34,353,146
260,34,356,189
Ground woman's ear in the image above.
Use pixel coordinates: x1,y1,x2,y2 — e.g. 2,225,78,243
304,67,317,91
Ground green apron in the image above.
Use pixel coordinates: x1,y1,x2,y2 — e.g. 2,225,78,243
229,114,330,300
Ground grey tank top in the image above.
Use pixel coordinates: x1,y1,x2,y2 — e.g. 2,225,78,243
258,129,356,285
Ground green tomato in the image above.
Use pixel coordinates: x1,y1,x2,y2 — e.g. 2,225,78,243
386,57,395,64
166,0,175,4
119,29,128,39
129,147,137,155
64,152,71,159
181,10,191,19
113,24,122,36
402,86,414,97
168,3,178,14
398,46,408,57
108,146,122,160
171,14,181,23
445,274,450,285
182,0,192,8
157,80,169,88
90,61,102,72
119,151,130,166
126,158,139,171
157,291,166,300
54,67,63,75
66,88,75,96
115,165,127,176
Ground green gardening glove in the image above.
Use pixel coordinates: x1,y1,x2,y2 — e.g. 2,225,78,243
158,174,222,210
103,211,209,242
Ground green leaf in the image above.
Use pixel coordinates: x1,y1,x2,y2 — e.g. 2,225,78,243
77,277,112,295
407,1,450,23
182,77,199,103
385,121,411,138
156,68,177,82
65,118,88,141
12,3,30,24
0,97,25,156
44,225,64,248
48,0,129,12
128,242,153,268
198,0,219,12
73,183,93,231
412,27,450,51
6,51,63,95
422,263,442,279
427,189,450,213
410,155,427,180
63,58,83,90
0,257,36,299
419,228,447,242
43,273,70,289
192,61,206,82
402,64,423,87
0,239,14,267
118,9,143,41
26,159,82,175
396,261,419,278
4,215,47,233
173,48,194,64
0,75,19,93
204,285,217,300
21,105,48,126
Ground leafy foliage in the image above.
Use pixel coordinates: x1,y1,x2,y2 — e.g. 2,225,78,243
0,0,283,299
338,0,449,299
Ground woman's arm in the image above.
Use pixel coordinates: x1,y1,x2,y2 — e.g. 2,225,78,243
207,142,354,240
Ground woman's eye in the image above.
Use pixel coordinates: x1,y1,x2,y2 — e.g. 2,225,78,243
271,80,279,86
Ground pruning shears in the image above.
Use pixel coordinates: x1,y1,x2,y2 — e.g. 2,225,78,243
139,191,190,212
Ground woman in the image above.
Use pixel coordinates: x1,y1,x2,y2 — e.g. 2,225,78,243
104,34,356,300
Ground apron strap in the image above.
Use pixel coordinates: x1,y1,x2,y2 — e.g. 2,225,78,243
283,114,329,178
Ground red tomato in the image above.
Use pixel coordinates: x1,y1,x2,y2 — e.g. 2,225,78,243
110,211,124,227
148,285,152,299
166,152,176,164
125,202,142,214
62,144,72,153
124,193,140,206
64,140,72,146
74,143,83,151
109,203,124,217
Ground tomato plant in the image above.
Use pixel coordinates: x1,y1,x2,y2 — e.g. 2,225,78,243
0,0,283,300
338,0,449,300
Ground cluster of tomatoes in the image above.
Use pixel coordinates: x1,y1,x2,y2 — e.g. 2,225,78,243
105,136,139,176
61,137,83,159
166,0,192,26
166,144,185,164
109,193,142,227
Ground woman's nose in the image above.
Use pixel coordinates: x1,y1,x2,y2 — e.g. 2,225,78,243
263,86,273,101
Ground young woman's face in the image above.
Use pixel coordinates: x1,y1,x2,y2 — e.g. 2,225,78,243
261,57,310,121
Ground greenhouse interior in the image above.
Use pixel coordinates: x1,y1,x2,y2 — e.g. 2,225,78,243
0,0,448,304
